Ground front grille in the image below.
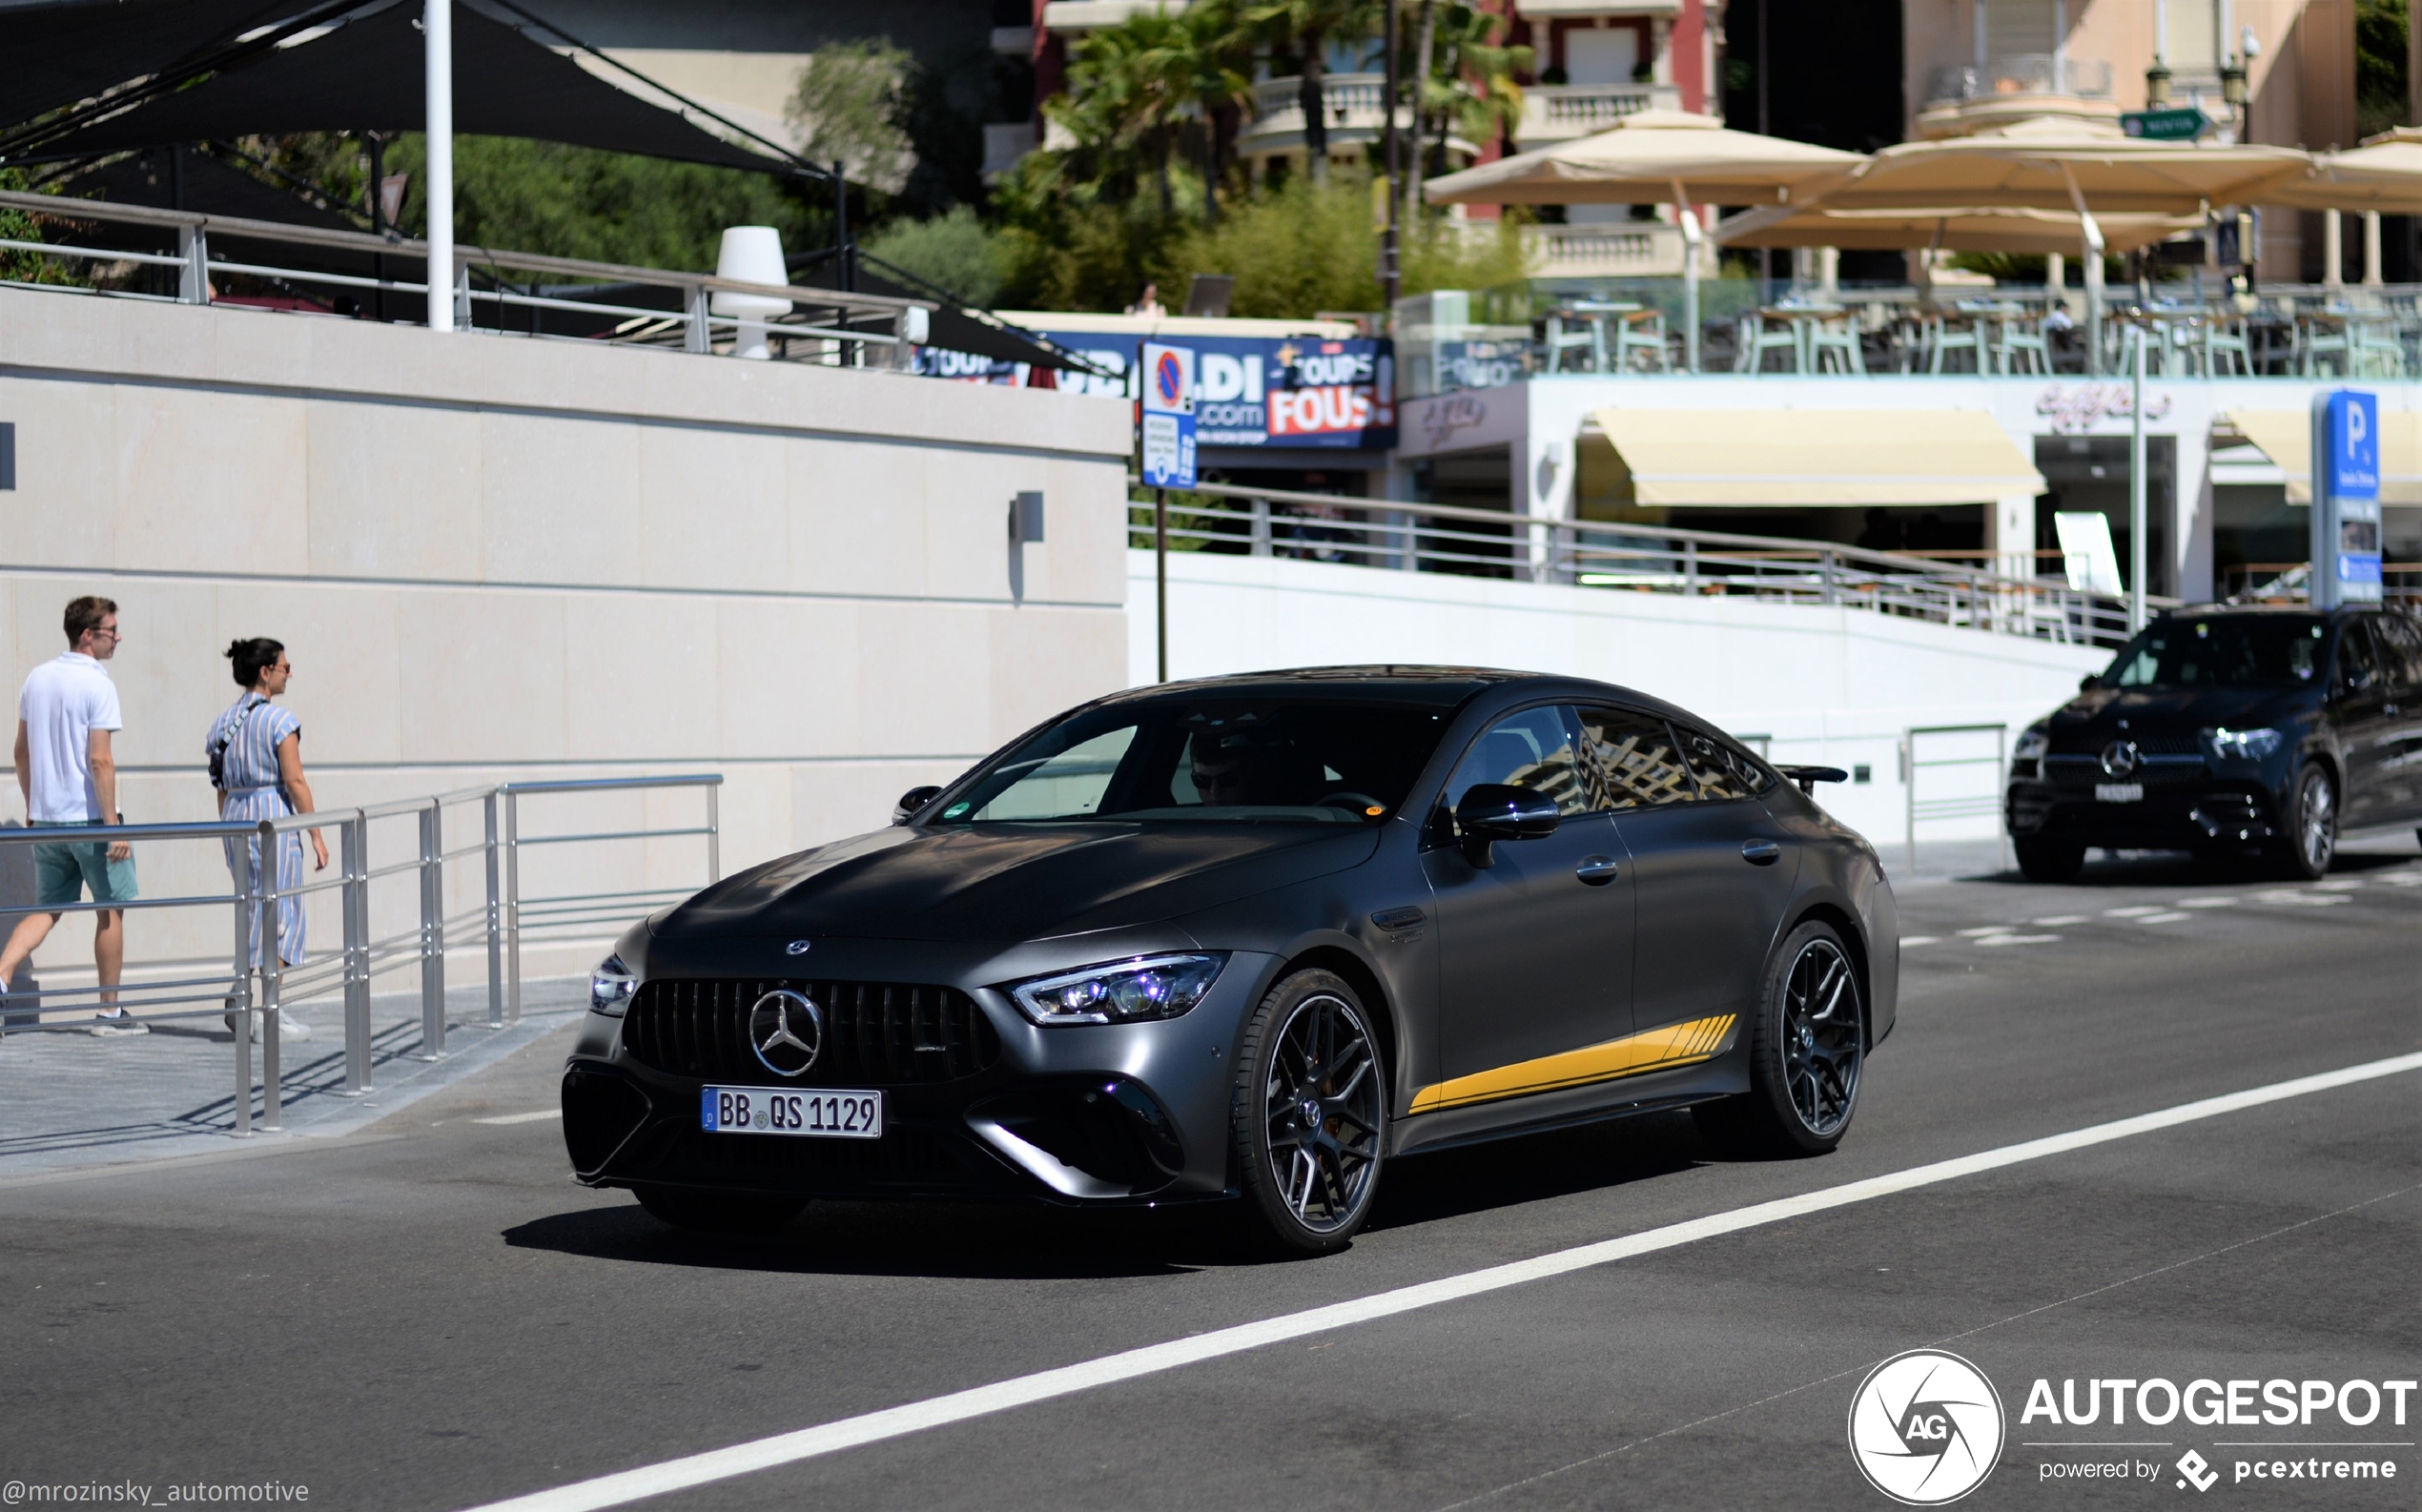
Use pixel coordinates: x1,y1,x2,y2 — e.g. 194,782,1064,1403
622,978,1001,1087
2049,732,2202,758
2042,755,2207,787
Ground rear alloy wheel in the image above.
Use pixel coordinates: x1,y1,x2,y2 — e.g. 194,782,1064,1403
1694,922,1864,1159
2012,837,2085,883
634,1185,808,1235
1232,969,1386,1257
2275,763,2337,881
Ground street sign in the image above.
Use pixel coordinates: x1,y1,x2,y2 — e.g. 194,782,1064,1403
2310,389,2383,607
2120,107,2209,141
1139,341,1197,489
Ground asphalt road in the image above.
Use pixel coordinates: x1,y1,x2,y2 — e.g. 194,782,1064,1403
3,842,2416,1512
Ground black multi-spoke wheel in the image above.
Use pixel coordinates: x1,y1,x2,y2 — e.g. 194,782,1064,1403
1233,969,1385,1255
2274,762,2337,881
1693,921,1864,1158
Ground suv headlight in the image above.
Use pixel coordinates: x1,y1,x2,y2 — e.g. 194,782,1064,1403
2013,725,2050,761
1005,953,1227,1026
588,952,640,1017
2205,726,2284,761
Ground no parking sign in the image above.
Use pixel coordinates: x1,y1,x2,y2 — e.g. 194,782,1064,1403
1139,342,1196,489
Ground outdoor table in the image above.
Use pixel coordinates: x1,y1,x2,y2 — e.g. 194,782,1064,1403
1544,300,1642,374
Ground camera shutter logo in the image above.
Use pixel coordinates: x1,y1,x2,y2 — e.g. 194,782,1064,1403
1846,1349,2004,1505
749,990,823,1077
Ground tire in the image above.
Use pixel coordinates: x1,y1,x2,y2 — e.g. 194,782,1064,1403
1230,969,1386,1257
2272,762,2338,881
634,1185,808,1235
2013,837,2085,884
1693,922,1864,1159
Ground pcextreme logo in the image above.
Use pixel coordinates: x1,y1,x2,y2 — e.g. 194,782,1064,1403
1848,1350,2007,1505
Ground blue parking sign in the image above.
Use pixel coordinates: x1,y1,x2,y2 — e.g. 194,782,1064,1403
2310,390,2383,606
1139,342,1196,489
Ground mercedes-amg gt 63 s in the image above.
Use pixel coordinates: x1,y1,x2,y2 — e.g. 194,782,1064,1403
563,668,1897,1254
2005,605,2422,883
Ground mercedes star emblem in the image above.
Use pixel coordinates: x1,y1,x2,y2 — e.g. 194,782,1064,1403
786,939,811,955
749,989,822,1077
2100,739,2142,778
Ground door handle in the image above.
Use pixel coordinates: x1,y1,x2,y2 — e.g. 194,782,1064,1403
1573,855,1621,885
1740,840,1783,866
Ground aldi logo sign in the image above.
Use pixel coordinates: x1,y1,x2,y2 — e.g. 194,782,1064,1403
917,331,1395,451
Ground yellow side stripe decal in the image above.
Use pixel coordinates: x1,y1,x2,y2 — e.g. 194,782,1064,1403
1408,1014,1739,1114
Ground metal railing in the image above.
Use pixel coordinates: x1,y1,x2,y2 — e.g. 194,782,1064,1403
0,773,719,1134
1135,480,2165,647
0,188,930,362
1901,723,2010,875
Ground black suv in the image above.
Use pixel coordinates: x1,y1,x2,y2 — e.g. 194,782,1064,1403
2005,604,2422,881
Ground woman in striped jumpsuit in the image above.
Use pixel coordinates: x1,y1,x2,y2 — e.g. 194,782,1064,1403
208,639,328,986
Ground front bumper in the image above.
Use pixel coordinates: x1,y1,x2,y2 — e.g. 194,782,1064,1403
2005,778,2284,849
562,947,1278,1206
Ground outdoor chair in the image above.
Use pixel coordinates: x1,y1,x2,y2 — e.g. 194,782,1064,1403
2201,320,2254,378
2298,319,2353,377
1995,320,2053,376
1543,312,1603,374
2350,323,2408,378
1922,317,1987,375
1808,317,1865,376
1734,313,1804,375
1612,311,1670,374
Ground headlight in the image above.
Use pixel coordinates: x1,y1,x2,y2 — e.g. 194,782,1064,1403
588,952,639,1017
2205,726,2284,761
2013,725,2050,761
1005,953,1227,1026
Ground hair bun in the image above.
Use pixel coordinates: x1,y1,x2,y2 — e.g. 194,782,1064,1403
224,641,243,660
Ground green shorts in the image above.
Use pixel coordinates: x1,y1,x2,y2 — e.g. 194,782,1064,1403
32,820,138,907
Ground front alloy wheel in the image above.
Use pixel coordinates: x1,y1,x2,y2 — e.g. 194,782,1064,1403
2278,763,2337,881
1233,970,1385,1256
1694,921,1864,1158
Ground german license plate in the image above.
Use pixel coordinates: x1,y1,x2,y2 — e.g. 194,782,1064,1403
700,1086,882,1139
2094,783,2144,803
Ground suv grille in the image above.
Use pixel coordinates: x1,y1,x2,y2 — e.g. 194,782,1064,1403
2049,732,2202,758
622,979,1001,1087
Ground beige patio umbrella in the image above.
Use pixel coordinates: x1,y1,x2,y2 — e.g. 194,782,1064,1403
1423,110,1868,370
2226,127,2422,213
1808,116,2309,366
1715,202,2200,255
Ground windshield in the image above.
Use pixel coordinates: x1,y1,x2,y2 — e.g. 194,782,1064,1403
932,700,1452,825
2104,615,2327,689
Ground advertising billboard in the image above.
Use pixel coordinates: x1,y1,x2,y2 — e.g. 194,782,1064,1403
918,331,1396,451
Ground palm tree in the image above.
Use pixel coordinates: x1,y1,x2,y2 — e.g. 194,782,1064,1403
1170,4,1256,225
1247,0,1382,185
1420,3,1529,177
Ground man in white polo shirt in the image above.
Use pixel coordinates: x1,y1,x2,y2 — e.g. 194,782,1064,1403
0,596,141,1034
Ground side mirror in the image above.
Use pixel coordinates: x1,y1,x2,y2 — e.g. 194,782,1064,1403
1453,783,1560,868
893,785,944,826
2078,675,2099,692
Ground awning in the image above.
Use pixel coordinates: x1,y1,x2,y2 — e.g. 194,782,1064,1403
40,0,781,173
2226,409,2422,504
1588,408,2046,506
0,0,325,134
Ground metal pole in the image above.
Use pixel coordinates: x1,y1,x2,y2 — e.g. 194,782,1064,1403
1675,183,1703,374
418,798,445,1059
424,0,454,333
504,787,522,1026
483,789,503,1029
704,782,721,883
230,831,254,1138
257,821,283,1133
1167,486,1177,683
1901,732,1918,877
2129,327,2148,632
341,813,370,1095
1381,0,1401,309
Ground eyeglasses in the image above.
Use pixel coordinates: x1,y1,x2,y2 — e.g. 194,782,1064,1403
91,625,120,642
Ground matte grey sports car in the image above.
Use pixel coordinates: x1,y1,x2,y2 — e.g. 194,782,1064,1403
563,667,1897,1254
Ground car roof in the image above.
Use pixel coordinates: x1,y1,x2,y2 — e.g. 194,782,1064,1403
1095,666,1704,724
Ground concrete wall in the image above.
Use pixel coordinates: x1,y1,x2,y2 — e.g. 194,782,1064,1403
1129,548,2107,850
0,289,1132,986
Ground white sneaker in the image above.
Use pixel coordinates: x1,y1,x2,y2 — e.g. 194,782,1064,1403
277,1011,312,1043
89,1009,148,1036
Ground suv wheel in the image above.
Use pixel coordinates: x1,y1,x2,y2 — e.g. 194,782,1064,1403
1694,922,1864,1158
2013,838,2085,883
2276,763,2337,881
634,1185,808,1235
1232,969,1386,1257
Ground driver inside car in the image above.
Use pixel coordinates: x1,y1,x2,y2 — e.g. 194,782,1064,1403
1187,728,1319,807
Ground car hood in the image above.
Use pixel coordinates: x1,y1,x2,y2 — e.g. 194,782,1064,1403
651,823,1382,944
2049,684,2315,735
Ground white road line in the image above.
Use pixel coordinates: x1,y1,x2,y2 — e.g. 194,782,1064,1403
2176,897,2237,909
2032,914,2090,926
2137,912,2192,924
1899,936,1941,947
2103,906,2164,917
2312,880,2364,891
1957,926,2015,936
472,1111,563,1126
455,1051,2422,1512
1975,933,2061,946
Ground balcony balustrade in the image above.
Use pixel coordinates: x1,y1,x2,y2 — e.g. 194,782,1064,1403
1515,82,1683,146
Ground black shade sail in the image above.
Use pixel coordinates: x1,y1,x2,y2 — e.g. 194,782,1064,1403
44,0,784,173
0,0,330,133
794,259,1097,374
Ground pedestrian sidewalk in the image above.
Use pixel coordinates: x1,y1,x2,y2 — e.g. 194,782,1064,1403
0,979,586,1176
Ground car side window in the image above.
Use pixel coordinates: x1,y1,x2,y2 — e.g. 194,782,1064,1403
1576,706,1697,809
1442,705,1593,821
1674,725,1774,801
2371,614,2422,690
2335,619,2382,693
